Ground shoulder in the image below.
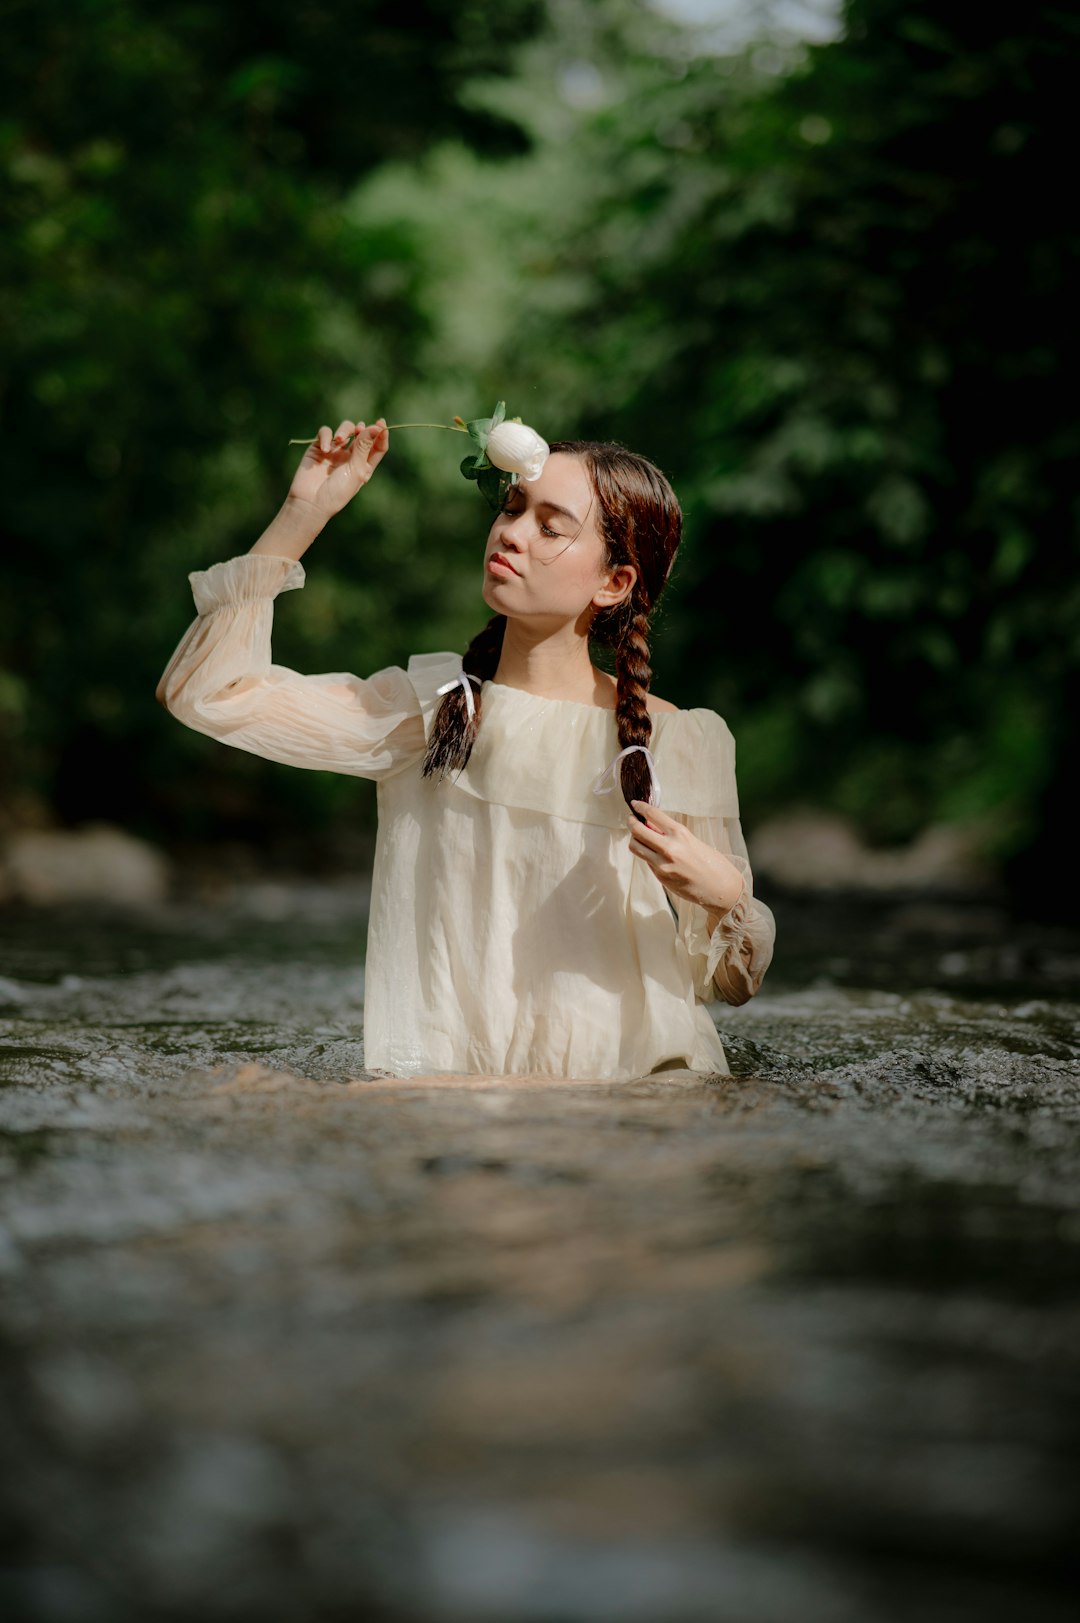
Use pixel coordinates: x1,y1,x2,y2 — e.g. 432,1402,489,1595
405,650,467,739
651,705,740,817
653,704,736,765
406,649,468,693
595,670,680,713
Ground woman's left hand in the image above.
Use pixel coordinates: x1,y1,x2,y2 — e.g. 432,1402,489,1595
628,801,746,919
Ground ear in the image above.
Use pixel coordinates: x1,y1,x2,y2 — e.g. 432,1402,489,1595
592,562,637,610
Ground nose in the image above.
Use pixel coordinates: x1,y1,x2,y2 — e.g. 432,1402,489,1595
497,512,528,550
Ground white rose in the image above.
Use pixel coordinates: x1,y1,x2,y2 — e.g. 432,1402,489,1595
485,420,549,482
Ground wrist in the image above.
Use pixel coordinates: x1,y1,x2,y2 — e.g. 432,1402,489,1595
705,875,747,934
249,495,328,561
280,492,331,538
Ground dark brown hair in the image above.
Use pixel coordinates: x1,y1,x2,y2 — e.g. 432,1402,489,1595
422,440,682,810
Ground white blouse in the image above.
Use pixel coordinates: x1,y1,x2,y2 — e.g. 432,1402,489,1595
156,552,776,1080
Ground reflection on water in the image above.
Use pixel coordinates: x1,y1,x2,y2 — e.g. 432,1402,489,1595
0,882,1078,1622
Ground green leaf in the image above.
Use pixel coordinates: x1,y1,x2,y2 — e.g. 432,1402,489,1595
466,416,492,448
460,453,489,480
491,400,507,428
476,465,512,509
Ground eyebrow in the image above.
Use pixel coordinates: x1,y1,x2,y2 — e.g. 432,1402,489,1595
506,488,582,528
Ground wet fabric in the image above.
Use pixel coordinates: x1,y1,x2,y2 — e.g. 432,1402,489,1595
156,552,776,1079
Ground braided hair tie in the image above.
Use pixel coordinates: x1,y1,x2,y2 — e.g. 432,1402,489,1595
435,670,483,722
591,744,662,807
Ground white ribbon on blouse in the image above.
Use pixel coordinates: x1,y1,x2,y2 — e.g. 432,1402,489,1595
591,744,663,807
435,670,484,721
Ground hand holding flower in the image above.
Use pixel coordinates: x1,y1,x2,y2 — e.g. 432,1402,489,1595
287,400,548,512
288,418,390,519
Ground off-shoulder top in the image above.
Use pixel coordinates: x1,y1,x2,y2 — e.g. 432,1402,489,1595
156,552,776,1079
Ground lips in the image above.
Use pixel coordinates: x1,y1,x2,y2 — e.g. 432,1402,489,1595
487,553,519,576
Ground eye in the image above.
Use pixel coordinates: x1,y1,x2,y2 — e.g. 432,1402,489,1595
500,496,565,542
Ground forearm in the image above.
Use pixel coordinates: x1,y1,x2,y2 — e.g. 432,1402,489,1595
702,856,747,935
711,932,755,1004
709,887,775,1004
156,556,297,715
693,849,766,1005
248,495,328,562
706,875,751,1001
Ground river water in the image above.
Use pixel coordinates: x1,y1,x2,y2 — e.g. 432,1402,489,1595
1,880,1078,1622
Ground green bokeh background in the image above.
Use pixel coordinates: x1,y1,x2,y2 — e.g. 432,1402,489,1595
2,0,1076,911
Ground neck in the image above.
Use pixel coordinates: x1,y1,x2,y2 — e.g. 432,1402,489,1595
493,613,607,703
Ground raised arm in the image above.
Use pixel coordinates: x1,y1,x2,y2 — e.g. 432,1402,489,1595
155,418,427,780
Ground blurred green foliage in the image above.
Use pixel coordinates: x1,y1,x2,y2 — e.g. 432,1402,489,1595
2,0,1077,901
0,0,543,843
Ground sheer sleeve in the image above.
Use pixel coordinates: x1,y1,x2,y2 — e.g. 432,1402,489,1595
671,811,776,1007
155,552,427,779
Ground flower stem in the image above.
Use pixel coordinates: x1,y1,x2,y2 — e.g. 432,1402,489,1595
287,422,467,446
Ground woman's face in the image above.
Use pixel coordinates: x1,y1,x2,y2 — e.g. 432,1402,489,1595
481,452,636,626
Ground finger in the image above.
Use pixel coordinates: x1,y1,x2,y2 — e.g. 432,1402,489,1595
347,421,375,457
629,838,659,862
631,799,676,832
627,813,667,851
355,418,389,470
333,419,357,445
362,419,390,468
317,425,333,453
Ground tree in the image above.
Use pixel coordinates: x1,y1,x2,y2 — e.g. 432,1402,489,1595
368,0,1078,897
0,0,543,846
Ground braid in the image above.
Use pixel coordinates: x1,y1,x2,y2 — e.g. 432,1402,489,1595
548,442,677,816
422,614,505,780
614,604,655,811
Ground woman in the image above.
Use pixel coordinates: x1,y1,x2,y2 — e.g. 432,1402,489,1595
156,416,775,1079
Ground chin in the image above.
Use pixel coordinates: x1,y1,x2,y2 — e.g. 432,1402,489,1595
481,576,510,611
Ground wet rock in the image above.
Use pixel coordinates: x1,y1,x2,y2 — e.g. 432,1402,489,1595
751,812,998,894
0,823,172,906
